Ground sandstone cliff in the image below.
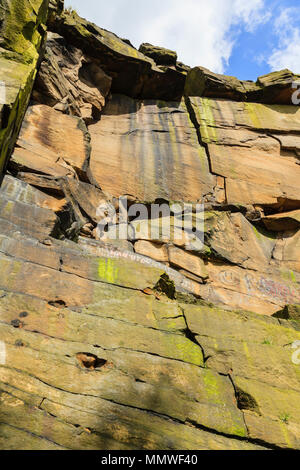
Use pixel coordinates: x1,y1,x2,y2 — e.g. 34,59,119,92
0,1,300,450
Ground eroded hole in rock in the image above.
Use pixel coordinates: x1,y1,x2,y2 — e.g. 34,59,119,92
263,198,300,215
235,387,261,415
76,352,108,370
154,273,176,299
11,319,24,329
48,300,67,309
19,311,28,318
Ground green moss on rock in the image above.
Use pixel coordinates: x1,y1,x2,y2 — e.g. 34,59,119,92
0,0,49,180
0,0,49,64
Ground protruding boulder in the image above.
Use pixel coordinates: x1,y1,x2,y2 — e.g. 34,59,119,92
184,66,256,101
49,10,186,100
139,43,177,66
185,66,300,104
262,210,300,231
251,69,300,104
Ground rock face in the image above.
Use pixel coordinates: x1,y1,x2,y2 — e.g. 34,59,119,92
188,97,300,209
1,0,300,451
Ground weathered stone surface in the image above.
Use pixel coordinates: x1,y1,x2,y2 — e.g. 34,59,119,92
0,374,264,450
33,32,112,122
0,164,293,449
275,134,300,156
59,177,110,224
189,96,300,208
80,206,300,315
168,246,208,280
185,67,300,105
0,232,294,449
131,216,191,247
11,171,64,194
134,240,168,262
1,174,65,212
0,0,48,63
0,175,61,239
253,69,300,104
89,95,216,202
203,211,276,270
10,104,90,179
204,262,300,315
183,304,300,449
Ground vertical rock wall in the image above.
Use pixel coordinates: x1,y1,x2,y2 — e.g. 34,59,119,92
0,1,300,450
0,0,52,178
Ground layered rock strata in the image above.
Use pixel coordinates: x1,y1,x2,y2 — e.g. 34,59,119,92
0,1,300,450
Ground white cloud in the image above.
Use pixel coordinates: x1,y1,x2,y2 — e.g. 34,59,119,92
268,8,300,73
65,0,268,73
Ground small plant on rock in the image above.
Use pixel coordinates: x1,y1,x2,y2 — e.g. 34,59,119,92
65,6,77,16
279,413,290,424
262,338,272,345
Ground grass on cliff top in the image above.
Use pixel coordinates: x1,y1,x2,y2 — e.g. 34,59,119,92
65,6,77,16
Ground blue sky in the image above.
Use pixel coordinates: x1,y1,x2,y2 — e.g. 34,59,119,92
64,0,300,81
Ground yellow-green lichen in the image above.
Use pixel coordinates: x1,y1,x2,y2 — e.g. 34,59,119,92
168,335,204,367
244,102,262,129
199,98,218,143
252,225,262,240
243,341,254,366
203,370,223,403
279,421,292,448
281,269,298,284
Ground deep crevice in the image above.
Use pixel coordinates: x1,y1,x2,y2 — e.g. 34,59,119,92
184,96,221,180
